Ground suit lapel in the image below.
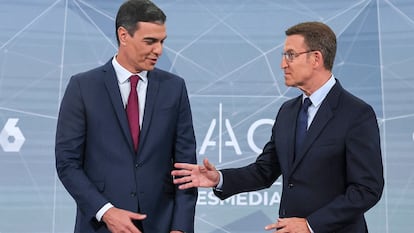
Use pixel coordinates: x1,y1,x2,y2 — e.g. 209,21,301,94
286,97,302,172
290,81,342,174
102,61,135,153
137,70,160,155
292,102,333,170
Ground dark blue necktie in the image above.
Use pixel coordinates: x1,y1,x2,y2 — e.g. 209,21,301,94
295,97,312,160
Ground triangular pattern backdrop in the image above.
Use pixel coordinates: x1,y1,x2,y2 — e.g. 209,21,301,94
0,0,413,232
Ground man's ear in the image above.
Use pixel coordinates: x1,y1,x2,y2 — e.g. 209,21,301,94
312,50,324,68
117,26,129,46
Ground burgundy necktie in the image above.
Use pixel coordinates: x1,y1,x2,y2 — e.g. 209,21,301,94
126,75,140,152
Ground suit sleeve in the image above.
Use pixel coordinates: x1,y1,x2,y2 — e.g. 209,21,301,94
307,105,384,232
214,122,282,200
171,80,198,233
55,77,108,222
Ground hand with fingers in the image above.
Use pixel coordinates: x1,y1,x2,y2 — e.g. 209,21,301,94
172,158,220,189
102,207,147,233
265,217,310,233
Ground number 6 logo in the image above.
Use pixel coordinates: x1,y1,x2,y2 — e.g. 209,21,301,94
0,118,25,152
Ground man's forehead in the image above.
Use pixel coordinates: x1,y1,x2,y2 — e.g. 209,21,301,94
284,35,306,50
135,22,166,36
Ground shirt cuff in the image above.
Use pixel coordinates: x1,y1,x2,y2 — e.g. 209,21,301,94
214,170,223,191
307,220,314,233
96,203,114,222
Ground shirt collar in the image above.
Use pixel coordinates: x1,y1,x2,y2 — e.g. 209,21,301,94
112,55,148,84
303,75,336,107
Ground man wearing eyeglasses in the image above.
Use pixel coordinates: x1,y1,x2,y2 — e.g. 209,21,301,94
171,21,384,233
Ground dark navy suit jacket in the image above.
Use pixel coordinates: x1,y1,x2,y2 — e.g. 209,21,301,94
55,60,197,233
215,81,384,233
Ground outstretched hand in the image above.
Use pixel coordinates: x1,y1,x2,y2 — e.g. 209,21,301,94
171,158,220,189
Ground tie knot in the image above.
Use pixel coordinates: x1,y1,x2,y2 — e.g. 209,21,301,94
303,97,312,111
130,75,139,88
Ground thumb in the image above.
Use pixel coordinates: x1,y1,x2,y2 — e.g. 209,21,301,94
203,158,216,171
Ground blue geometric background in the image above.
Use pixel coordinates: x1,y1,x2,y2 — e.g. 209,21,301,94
1,0,413,232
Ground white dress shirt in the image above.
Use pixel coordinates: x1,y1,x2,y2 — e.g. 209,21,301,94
112,55,148,128
303,75,336,129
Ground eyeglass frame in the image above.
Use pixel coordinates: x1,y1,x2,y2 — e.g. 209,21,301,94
281,49,317,62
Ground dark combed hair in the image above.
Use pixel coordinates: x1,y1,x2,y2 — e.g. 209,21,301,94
115,0,166,45
285,22,337,71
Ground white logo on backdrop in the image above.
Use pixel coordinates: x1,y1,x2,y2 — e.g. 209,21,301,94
0,118,25,152
197,103,281,206
199,103,274,163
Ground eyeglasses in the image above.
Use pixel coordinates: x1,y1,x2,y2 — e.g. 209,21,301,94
282,50,316,62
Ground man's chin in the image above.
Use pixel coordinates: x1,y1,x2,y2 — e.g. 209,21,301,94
284,80,295,87
143,65,156,71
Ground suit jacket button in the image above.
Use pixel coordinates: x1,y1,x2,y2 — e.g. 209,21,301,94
130,192,136,197
288,183,294,188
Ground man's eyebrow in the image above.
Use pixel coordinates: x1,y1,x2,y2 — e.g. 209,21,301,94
282,49,294,53
143,36,167,41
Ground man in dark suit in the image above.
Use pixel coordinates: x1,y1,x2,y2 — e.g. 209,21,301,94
55,1,197,232
172,22,384,233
